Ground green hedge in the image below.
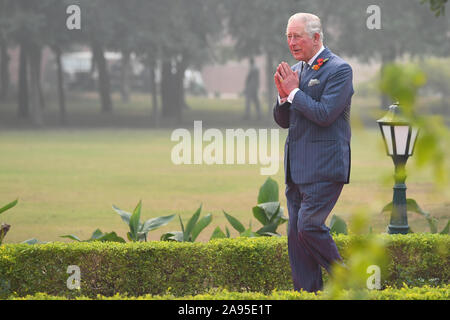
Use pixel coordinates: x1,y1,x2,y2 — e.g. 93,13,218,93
9,285,450,300
0,234,448,298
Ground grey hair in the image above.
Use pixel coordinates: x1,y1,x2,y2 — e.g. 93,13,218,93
287,13,323,42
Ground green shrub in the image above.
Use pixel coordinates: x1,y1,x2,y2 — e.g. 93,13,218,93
0,234,448,298
9,285,450,300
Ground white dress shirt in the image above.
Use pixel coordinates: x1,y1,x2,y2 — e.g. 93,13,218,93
287,45,325,103
278,45,325,104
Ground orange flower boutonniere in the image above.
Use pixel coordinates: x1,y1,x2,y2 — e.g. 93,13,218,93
312,58,329,71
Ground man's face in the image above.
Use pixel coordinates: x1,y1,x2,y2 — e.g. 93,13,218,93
286,19,317,62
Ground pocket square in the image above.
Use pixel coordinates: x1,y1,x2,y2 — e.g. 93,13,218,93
308,79,320,87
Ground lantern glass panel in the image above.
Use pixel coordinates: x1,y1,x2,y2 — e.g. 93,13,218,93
408,127,418,155
382,125,393,155
394,125,410,155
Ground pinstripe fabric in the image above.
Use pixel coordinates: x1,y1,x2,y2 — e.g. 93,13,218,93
273,47,353,292
286,181,344,292
273,47,353,185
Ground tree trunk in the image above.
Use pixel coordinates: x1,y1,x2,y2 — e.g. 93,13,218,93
92,41,113,113
175,55,188,116
265,52,275,115
54,46,66,124
148,56,158,127
17,40,29,118
120,49,131,103
160,57,185,124
36,48,46,110
380,48,396,109
28,43,43,127
0,42,10,101
160,59,176,119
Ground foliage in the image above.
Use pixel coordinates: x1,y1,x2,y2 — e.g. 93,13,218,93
9,285,450,300
211,177,288,239
60,229,125,243
0,234,447,298
381,198,449,234
113,201,175,242
0,199,18,245
325,210,388,299
379,63,448,186
329,215,348,235
421,0,448,16
160,205,212,242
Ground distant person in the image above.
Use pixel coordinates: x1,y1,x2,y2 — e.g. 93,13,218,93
244,57,261,120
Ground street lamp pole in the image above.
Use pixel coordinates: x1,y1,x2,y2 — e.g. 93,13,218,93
377,103,419,234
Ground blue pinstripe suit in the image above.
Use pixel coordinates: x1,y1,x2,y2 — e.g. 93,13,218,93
273,47,354,292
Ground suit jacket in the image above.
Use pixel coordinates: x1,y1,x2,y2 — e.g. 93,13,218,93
273,47,354,184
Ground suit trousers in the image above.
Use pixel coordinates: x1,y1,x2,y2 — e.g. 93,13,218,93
285,178,344,292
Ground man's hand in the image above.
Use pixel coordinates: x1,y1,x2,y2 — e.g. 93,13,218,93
274,70,288,98
278,62,299,95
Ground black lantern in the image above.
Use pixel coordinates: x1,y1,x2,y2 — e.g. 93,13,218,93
377,103,419,234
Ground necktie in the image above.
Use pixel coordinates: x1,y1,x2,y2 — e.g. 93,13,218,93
299,62,309,88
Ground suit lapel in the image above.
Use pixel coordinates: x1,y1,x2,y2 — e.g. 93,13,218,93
300,47,332,91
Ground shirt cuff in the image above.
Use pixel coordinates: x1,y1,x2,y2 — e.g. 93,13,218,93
287,88,299,103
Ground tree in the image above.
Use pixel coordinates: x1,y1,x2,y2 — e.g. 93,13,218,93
223,0,310,113
421,0,448,16
317,0,450,108
157,0,223,124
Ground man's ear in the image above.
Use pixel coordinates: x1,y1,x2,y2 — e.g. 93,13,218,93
313,32,321,44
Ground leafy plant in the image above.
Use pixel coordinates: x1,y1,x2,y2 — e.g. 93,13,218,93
222,210,259,238
161,204,212,242
113,200,175,242
0,199,18,245
211,178,288,239
210,225,231,240
329,214,348,235
253,177,288,236
21,238,48,245
381,198,449,234
61,229,126,243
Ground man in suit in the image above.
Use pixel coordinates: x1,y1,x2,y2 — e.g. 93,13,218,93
273,13,354,292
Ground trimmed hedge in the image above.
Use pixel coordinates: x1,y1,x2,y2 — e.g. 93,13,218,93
8,285,450,300
0,234,448,298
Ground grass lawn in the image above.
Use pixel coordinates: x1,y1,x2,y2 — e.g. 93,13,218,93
0,93,449,243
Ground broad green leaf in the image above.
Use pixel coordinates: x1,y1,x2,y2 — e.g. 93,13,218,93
160,231,183,242
240,228,259,238
256,222,279,235
210,226,227,240
223,211,245,234
440,220,450,235
178,215,185,236
90,229,104,240
259,232,281,237
129,201,142,240
96,231,126,243
60,234,82,242
141,214,176,233
257,177,279,204
225,226,230,238
258,202,280,221
112,205,132,225
0,199,18,215
22,238,45,245
329,215,348,235
252,206,269,225
184,205,202,241
191,213,212,242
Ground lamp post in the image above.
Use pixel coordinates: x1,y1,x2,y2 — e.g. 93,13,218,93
377,103,419,234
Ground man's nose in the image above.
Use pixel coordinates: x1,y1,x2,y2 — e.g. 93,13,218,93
288,37,297,47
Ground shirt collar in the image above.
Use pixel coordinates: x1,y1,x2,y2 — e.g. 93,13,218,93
306,45,325,67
